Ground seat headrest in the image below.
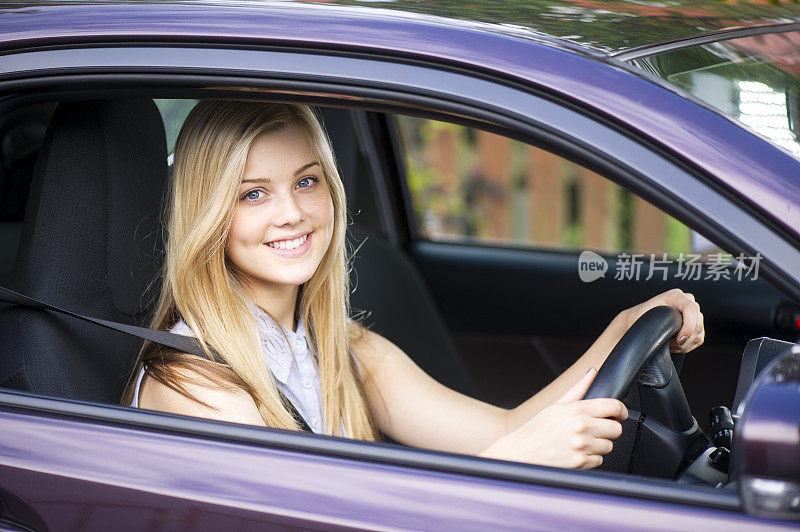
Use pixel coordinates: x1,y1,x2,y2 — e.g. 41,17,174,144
11,100,168,318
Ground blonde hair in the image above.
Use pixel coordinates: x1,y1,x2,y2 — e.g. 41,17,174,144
122,100,376,440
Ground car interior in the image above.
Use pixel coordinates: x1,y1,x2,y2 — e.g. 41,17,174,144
0,97,798,485
0,99,475,403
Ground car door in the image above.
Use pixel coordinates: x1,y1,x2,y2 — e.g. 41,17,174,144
7,390,794,531
2,11,800,530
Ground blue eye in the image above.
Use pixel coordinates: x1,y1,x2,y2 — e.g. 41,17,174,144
244,190,265,201
297,177,318,189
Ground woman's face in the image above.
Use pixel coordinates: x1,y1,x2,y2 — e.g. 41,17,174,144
227,124,334,295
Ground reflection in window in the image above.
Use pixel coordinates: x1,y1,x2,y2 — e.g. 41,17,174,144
738,80,800,157
635,30,800,159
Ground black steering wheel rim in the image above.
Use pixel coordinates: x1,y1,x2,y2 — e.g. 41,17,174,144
584,306,681,403
583,306,707,477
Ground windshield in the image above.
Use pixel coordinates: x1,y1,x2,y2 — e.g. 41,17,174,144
631,29,800,158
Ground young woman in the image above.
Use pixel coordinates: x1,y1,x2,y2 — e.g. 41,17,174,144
123,100,705,469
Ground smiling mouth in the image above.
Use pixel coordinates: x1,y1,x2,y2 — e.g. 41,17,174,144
265,232,310,250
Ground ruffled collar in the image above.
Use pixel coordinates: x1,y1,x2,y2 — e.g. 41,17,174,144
254,307,308,385
170,307,308,385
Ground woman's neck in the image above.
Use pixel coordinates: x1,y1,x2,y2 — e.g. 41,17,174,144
248,283,299,332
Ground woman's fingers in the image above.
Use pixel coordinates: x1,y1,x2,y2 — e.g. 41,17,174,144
576,398,628,421
660,288,705,353
695,310,705,344
491,383,626,470
556,367,597,404
627,288,706,353
588,417,624,439
566,400,626,466
588,437,614,456
579,454,604,470
571,436,613,469
669,290,696,342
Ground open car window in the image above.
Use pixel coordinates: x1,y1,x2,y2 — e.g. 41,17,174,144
0,95,790,446
2,0,800,525
0,83,797,531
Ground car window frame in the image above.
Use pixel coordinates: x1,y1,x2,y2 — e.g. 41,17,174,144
1,42,799,513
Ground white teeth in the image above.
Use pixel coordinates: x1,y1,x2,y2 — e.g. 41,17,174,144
267,233,308,250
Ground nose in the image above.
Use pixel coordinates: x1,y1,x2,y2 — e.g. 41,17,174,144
272,192,304,227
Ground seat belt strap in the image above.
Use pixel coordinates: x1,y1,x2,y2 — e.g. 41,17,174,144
0,285,209,359
0,284,313,432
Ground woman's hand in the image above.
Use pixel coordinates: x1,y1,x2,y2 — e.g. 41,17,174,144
620,288,705,353
480,368,627,469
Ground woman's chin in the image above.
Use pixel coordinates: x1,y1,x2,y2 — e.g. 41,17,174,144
240,271,315,293
281,275,314,287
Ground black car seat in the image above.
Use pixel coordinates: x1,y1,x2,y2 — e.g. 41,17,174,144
320,108,477,398
0,101,476,404
347,224,476,397
0,100,168,402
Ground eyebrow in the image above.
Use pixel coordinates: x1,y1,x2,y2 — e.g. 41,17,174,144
294,161,321,176
240,162,321,185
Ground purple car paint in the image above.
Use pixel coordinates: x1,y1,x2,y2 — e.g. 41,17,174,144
0,406,795,531
0,1,799,530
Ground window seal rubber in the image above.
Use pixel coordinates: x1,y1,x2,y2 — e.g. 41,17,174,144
612,22,800,62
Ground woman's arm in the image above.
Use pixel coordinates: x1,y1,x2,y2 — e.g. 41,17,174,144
354,288,704,465
505,288,704,433
353,327,510,454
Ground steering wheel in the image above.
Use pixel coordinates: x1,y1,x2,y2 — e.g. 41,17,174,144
583,306,709,478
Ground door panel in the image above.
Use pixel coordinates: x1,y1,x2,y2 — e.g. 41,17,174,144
0,405,786,531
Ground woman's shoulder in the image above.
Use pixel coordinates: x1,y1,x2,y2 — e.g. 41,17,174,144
138,318,264,424
138,363,265,425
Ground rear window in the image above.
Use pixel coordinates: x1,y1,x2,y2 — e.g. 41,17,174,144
631,30,800,158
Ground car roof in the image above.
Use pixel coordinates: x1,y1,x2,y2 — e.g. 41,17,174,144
316,0,800,56
4,0,800,56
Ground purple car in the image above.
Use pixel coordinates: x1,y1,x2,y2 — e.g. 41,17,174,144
1,0,799,529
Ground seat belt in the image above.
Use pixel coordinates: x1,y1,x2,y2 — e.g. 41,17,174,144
0,284,313,432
